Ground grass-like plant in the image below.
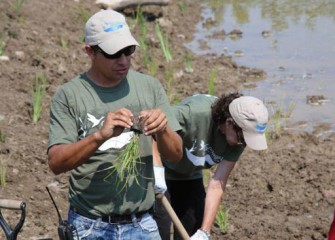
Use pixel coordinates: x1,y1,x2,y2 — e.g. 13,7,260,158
178,2,187,12
105,133,143,193
215,205,229,232
0,129,5,143
155,23,173,62
208,66,218,95
11,0,24,15
32,71,47,123
0,33,5,56
184,54,194,73
59,36,68,49
0,156,8,188
165,66,175,102
267,99,296,140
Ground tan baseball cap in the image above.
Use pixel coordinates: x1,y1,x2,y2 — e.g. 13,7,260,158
85,9,139,54
229,96,269,150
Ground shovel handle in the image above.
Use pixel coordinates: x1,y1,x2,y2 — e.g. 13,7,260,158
0,199,25,210
156,193,190,240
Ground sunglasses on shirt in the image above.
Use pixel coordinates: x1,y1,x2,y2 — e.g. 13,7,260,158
91,45,136,59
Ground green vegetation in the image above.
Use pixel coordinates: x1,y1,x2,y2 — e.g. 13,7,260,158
215,205,229,232
32,71,47,123
0,129,5,143
0,33,5,56
0,156,8,188
184,54,194,73
208,66,218,95
11,0,25,15
59,36,68,49
267,99,296,140
178,2,187,12
105,134,143,192
155,23,173,62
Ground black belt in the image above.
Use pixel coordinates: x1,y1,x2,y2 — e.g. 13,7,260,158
70,205,153,224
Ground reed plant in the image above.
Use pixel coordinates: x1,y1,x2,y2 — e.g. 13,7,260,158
32,71,47,123
0,156,8,188
216,205,229,232
59,36,68,49
184,54,194,73
267,99,296,140
0,33,5,56
105,133,143,193
208,66,218,95
155,23,173,62
0,129,5,143
11,0,24,15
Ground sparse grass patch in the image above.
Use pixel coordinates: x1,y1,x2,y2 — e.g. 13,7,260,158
215,205,229,233
11,0,24,15
184,54,194,73
59,36,68,49
155,23,173,62
208,66,218,95
0,33,5,56
267,99,296,140
32,71,47,123
0,129,5,143
0,155,8,188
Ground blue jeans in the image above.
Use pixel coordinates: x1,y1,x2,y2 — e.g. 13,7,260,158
68,209,162,240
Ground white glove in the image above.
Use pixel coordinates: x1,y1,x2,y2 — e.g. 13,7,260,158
190,229,210,240
153,166,167,194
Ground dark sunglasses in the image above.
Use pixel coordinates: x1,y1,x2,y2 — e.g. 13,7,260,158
232,120,246,146
92,45,136,59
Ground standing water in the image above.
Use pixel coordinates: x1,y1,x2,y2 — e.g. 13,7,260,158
186,0,335,131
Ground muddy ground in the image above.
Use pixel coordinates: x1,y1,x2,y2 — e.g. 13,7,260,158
0,0,334,239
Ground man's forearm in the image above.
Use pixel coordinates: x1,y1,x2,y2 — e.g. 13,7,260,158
48,131,105,175
200,179,224,231
155,127,182,163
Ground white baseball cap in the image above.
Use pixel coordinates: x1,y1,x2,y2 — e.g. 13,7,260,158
229,96,269,150
85,9,139,54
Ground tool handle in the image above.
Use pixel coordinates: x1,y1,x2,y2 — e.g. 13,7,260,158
157,193,190,240
0,199,25,210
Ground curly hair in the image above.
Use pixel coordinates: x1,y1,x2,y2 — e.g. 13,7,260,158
211,92,243,125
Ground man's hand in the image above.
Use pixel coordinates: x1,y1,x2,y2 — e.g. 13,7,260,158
97,108,133,141
140,109,168,136
153,165,167,194
190,229,210,240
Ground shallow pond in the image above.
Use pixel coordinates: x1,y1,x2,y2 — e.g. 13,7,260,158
186,0,335,131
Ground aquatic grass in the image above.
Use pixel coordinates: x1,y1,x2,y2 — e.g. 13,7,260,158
59,36,68,49
0,156,8,188
32,71,47,123
105,133,143,193
208,66,218,95
184,54,194,73
155,23,173,62
267,99,296,140
11,0,24,15
215,205,229,233
165,66,175,102
178,2,187,12
0,33,5,56
0,130,5,143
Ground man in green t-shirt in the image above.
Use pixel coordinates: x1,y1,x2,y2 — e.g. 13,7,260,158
153,93,269,240
47,9,182,240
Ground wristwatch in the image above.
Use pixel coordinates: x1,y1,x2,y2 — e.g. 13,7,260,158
199,229,211,239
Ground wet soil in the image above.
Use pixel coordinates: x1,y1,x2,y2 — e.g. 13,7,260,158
0,0,334,239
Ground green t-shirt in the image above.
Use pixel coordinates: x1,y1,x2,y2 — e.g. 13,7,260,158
48,70,180,217
164,94,244,180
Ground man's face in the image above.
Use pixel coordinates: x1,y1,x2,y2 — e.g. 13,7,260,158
90,45,136,83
